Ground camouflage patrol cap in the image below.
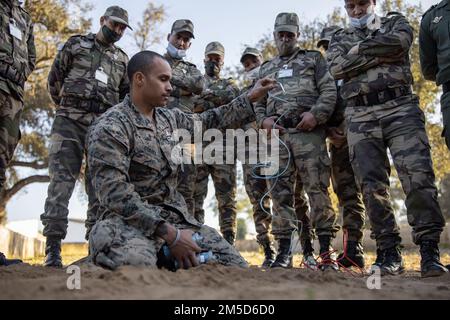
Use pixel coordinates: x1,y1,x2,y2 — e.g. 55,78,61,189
240,47,262,63
317,26,340,48
274,12,299,33
171,19,195,39
103,6,132,30
205,42,225,57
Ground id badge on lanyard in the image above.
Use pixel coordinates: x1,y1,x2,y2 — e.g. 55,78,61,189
9,19,22,41
95,67,108,84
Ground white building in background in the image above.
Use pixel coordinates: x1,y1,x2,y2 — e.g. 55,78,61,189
6,218,87,243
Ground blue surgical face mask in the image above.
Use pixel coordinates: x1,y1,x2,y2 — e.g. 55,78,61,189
167,42,186,60
349,5,376,29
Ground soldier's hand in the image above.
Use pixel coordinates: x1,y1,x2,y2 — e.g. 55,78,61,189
261,116,286,135
169,229,202,270
327,127,346,148
296,112,317,132
247,78,277,103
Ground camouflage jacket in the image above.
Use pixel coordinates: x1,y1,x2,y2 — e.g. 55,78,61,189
420,0,450,86
194,74,239,112
0,0,35,100
165,53,205,113
327,13,415,120
47,33,129,110
87,94,255,236
254,48,337,128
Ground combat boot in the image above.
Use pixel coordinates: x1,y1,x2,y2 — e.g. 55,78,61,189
222,231,235,246
337,241,365,268
380,245,404,276
370,248,385,274
0,252,22,266
270,239,293,268
44,237,63,268
318,235,338,271
260,241,275,268
301,240,318,270
420,241,449,278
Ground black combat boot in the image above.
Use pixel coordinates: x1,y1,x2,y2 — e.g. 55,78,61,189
420,241,449,278
380,245,404,276
44,237,63,268
370,248,385,274
0,252,22,266
301,239,318,270
260,241,276,268
270,239,293,268
337,241,365,268
318,235,338,271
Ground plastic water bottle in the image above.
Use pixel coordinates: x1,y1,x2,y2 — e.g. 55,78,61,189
157,233,216,271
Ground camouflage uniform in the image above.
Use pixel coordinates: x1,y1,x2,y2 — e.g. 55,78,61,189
255,48,338,242
87,94,254,269
41,29,130,240
318,27,366,244
0,0,35,189
193,42,240,240
328,13,445,250
420,0,450,150
165,20,205,217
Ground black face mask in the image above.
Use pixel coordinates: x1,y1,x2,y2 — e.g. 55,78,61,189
101,25,122,44
205,61,220,77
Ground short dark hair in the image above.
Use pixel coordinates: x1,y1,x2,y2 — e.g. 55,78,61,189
127,51,166,84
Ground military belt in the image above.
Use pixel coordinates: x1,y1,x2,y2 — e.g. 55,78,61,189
0,63,23,85
60,97,110,114
347,86,412,107
443,82,450,94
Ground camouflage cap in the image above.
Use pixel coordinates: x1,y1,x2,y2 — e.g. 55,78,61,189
317,26,340,48
171,19,195,39
274,12,299,33
103,6,132,30
240,47,262,63
205,42,225,57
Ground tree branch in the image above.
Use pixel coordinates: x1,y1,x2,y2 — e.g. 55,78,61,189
2,175,50,205
8,160,49,170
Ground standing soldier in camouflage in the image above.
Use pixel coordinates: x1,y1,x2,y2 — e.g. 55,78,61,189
87,51,276,270
239,47,275,267
420,0,450,151
0,0,35,266
239,47,314,268
40,6,131,267
317,26,366,268
164,19,205,216
255,13,339,269
193,42,240,245
328,0,448,278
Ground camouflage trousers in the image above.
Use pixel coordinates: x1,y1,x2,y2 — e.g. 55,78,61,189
347,102,445,250
269,127,338,240
89,213,248,270
0,90,22,188
177,163,196,216
40,115,98,240
242,163,313,246
242,163,272,244
330,142,365,243
194,163,237,236
441,91,450,150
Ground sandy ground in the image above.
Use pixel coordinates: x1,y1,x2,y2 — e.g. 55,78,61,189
1,251,450,300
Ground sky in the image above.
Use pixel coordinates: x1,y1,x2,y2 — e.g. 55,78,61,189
6,0,441,234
